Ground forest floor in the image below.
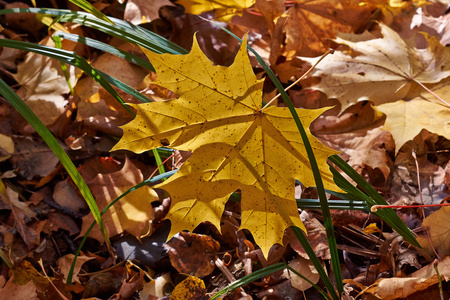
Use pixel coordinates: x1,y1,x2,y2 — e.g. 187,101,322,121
0,0,450,299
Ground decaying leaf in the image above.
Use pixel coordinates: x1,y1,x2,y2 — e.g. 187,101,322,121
166,232,220,278
280,0,384,57
0,187,40,249
11,136,61,181
303,23,450,150
13,26,84,125
124,0,174,24
417,206,450,257
363,256,450,299
57,254,95,283
283,256,320,291
112,35,339,257
304,23,450,110
79,157,158,241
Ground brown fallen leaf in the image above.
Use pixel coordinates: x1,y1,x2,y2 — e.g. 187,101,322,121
0,187,40,249
115,267,145,300
389,132,447,209
124,0,174,24
302,23,450,151
82,269,125,299
42,212,79,236
53,179,88,213
79,157,158,242
57,254,95,283
166,232,220,278
254,0,285,34
283,256,320,291
312,101,393,183
275,0,384,57
11,136,61,181
363,256,450,299
6,260,72,299
0,274,39,299
285,211,330,260
13,24,84,126
4,2,44,37
411,5,450,46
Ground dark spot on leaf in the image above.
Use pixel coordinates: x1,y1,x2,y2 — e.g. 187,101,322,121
160,139,170,146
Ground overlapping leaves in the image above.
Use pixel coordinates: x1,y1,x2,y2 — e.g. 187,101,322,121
303,23,450,151
112,35,339,256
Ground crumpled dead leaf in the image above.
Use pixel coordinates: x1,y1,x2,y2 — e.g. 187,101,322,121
57,254,95,283
166,232,220,278
283,256,320,291
124,0,174,24
13,25,84,125
279,0,384,57
363,256,450,299
285,211,330,260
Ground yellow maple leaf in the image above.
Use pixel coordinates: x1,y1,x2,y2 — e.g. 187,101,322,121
376,99,450,152
112,35,339,257
176,0,255,21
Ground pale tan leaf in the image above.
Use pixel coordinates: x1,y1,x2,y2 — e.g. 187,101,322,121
124,0,174,24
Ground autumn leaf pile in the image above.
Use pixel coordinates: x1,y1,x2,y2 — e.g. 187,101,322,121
0,0,450,299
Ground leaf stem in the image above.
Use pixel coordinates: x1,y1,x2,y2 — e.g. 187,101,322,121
411,77,450,108
412,149,441,260
261,49,333,110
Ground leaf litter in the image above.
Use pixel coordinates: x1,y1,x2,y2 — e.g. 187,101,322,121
0,0,449,299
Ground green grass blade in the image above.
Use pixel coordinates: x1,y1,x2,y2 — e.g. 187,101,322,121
210,263,286,299
53,31,155,71
0,8,187,55
68,0,114,24
211,261,332,300
206,22,342,297
329,155,420,247
297,199,369,211
52,35,75,96
0,78,111,253
290,226,339,300
66,169,178,283
0,39,151,108
152,149,166,178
